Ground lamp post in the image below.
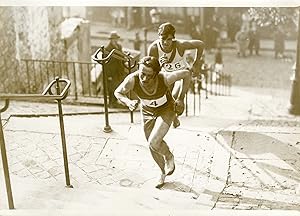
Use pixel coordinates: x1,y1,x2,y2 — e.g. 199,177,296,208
289,8,300,115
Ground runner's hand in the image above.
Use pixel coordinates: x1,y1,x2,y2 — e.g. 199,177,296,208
159,54,168,66
174,99,184,116
127,100,139,111
192,61,201,76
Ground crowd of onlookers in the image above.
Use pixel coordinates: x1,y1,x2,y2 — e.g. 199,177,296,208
187,11,287,59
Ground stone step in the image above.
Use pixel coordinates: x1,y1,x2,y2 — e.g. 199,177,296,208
0,175,201,211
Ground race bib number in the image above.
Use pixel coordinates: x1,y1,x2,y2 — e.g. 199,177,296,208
141,95,167,108
163,60,186,72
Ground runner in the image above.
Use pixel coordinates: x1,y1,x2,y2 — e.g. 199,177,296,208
114,56,190,188
147,22,204,128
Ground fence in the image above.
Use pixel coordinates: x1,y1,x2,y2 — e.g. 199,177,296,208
186,67,232,116
20,59,101,100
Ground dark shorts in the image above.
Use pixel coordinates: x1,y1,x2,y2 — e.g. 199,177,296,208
142,107,176,139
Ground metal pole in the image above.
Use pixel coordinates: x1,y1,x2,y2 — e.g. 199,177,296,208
0,112,14,209
101,46,112,133
185,92,188,116
205,72,208,99
72,62,78,100
199,83,201,114
144,28,148,56
289,8,300,115
55,77,73,188
127,57,134,123
193,84,196,116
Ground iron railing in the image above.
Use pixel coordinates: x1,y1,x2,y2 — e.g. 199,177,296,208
0,77,73,209
20,58,231,118
20,59,101,100
186,67,232,116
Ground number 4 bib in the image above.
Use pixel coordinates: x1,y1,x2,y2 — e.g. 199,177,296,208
141,95,167,108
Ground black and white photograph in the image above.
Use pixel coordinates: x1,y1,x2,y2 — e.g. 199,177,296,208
0,1,300,215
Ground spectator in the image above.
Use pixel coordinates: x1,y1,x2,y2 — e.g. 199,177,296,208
203,24,214,53
248,22,260,56
105,31,126,108
149,8,161,25
212,47,224,82
227,13,241,43
133,32,142,51
274,27,285,59
188,16,201,40
241,11,251,32
204,23,218,53
235,27,249,57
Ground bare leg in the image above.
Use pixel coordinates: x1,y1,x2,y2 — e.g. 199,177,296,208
147,115,173,157
148,117,176,176
143,117,166,174
172,80,183,128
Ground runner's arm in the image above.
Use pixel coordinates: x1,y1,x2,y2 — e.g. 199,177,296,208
179,40,205,74
114,74,139,111
147,41,159,58
164,69,191,100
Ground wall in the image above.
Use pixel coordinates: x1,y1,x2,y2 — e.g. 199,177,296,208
0,6,85,94
0,7,20,93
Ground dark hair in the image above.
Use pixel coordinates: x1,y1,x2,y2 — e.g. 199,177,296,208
139,56,161,74
158,22,176,38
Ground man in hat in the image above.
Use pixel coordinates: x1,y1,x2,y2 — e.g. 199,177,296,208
105,31,126,108
147,22,204,128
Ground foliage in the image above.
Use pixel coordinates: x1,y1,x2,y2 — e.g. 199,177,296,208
248,7,299,29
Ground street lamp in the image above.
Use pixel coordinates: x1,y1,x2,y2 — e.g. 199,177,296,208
289,8,300,115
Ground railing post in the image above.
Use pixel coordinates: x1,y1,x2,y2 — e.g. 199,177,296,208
210,70,213,95
143,28,148,56
0,100,14,209
192,81,198,116
55,77,73,188
72,62,78,100
123,53,137,124
101,46,113,133
198,78,201,114
205,72,208,99
25,60,31,93
185,92,188,117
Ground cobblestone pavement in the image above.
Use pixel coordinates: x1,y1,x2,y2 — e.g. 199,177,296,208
1,86,300,212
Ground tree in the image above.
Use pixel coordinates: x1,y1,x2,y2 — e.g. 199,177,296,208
248,7,299,39
248,7,298,28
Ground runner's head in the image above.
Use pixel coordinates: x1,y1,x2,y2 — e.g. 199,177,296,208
158,22,176,38
158,22,175,52
138,56,161,86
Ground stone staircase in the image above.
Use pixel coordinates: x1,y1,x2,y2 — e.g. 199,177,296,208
0,174,204,213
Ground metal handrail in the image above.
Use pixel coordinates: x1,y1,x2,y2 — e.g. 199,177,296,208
0,78,71,101
0,77,73,210
92,47,135,63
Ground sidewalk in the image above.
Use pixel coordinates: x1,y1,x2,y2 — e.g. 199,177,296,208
1,86,300,214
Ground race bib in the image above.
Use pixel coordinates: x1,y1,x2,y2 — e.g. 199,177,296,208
163,60,186,72
141,95,167,108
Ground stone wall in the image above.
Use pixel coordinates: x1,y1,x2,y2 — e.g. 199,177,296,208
0,7,20,93
0,6,90,94
0,6,69,94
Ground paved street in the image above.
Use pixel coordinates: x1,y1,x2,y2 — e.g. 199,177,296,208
1,86,300,215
